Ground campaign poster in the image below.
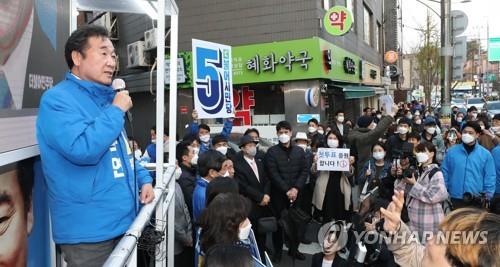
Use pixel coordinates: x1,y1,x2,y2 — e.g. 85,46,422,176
192,39,234,119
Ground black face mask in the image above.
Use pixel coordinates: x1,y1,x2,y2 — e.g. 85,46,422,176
453,110,458,114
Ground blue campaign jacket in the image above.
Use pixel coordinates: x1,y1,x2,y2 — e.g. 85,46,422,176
192,176,209,223
442,142,496,199
491,145,500,194
36,72,152,244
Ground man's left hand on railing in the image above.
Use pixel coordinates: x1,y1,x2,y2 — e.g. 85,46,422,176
140,183,155,204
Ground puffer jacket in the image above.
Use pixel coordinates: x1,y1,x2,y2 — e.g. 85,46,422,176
265,143,308,210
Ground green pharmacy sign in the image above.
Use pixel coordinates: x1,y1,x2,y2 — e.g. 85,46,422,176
324,6,353,36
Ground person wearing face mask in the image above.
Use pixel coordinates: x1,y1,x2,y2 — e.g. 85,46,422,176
265,121,309,262
332,110,350,142
380,191,500,267
348,104,398,209
394,142,449,241
294,132,315,215
357,143,393,212
421,117,445,163
386,118,413,160
452,112,465,128
243,128,266,161
375,111,383,123
234,135,271,259
188,109,234,155
443,128,461,152
176,142,199,215
192,150,227,223
211,135,236,161
173,164,194,267
307,118,325,150
199,193,264,266
312,131,355,223
143,127,172,164
466,106,479,124
412,115,423,133
441,121,496,209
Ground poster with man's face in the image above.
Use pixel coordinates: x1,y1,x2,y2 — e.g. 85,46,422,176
0,0,69,154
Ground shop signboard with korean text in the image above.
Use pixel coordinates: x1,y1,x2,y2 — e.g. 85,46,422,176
323,6,353,36
488,37,500,62
317,148,350,171
192,39,234,119
318,38,361,83
360,60,382,86
233,38,322,84
233,37,361,84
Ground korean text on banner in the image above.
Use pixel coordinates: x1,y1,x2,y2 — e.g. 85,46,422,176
192,39,234,119
317,148,350,172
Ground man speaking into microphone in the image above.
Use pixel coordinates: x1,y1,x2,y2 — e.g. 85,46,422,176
36,25,154,266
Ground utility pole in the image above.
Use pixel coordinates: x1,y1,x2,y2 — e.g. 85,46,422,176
485,19,489,96
440,0,452,117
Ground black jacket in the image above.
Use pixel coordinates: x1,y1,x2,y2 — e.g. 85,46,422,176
265,143,308,211
332,122,350,144
234,154,272,222
386,134,413,160
177,163,197,215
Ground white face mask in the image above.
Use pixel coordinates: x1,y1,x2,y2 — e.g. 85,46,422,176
192,147,200,155
174,167,182,180
279,134,290,144
472,112,478,119
415,119,422,125
216,146,228,155
151,139,156,144
318,130,325,135
327,139,339,148
297,144,307,151
246,146,257,157
200,134,210,143
480,125,485,131
426,127,436,135
238,222,252,240
337,116,345,123
415,112,420,116
376,114,382,119
406,115,413,119
373,151,385,160
190,153,199,166
222,170,230,177
134,150,142,160
461,133,475,144
308,126,317,133
416,152,429,164
398,126,409,135
491,126,500,133
457,117,463,123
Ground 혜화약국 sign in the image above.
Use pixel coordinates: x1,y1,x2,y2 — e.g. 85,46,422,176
317,148,350,171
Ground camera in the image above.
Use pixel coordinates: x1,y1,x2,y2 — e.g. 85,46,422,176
403,166,418,179
463,192,490,210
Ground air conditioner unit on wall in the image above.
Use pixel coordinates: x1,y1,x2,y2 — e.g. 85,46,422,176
127,41,149,68
144,28,157,50
93,12,112,31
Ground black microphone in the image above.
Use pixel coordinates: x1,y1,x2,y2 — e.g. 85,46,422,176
111,78,133,122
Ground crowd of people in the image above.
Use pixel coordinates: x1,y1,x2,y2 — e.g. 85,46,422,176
138,100,500,267
35,25,499,267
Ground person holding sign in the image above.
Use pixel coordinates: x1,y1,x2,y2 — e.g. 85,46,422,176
312,130,355,223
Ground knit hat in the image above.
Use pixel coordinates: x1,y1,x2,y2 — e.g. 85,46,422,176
357,115,375,128
423,116,436,126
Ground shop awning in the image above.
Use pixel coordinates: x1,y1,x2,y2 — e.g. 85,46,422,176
340,85,376,99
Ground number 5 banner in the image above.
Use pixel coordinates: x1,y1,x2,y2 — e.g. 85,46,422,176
192,39,234,119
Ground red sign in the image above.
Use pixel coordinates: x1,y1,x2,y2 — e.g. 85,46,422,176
232,86,255,126
180,105,188,114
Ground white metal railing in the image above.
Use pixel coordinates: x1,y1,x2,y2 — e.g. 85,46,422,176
102,166,176,267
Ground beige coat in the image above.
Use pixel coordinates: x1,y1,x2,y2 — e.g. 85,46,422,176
312,170,352,211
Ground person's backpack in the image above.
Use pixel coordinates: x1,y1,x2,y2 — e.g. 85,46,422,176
426,167,453,215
